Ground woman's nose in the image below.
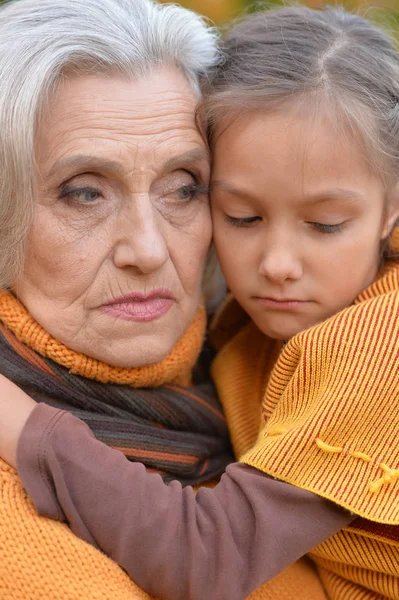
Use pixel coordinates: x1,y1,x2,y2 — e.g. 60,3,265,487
258,242,303,284
113,199,169,274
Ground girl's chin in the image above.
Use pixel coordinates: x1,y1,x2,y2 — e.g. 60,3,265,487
253,318,308,341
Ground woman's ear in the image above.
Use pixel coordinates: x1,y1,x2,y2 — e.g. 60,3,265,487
382,182,399,238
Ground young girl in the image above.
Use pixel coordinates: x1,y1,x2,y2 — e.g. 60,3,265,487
1,5,399,599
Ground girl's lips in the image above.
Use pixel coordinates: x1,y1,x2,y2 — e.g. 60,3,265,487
100,290,175,322
255,297,307,311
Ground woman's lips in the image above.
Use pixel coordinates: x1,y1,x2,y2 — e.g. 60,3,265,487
100,290,175,322
255,297,307,311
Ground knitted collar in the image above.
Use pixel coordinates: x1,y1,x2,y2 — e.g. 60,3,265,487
0,291,206,387
355,261,399,304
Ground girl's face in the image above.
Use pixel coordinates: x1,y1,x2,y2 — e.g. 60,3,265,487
211,109,399,340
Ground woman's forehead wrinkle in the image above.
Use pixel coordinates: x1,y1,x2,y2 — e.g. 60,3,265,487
37,73,202,170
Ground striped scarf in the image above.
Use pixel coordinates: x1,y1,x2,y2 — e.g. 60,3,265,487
0,293,233,485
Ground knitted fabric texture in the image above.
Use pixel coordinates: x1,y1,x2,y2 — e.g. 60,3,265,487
0,294,326,599
212,261,399,600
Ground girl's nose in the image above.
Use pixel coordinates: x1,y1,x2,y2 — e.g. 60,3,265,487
258,242,303,284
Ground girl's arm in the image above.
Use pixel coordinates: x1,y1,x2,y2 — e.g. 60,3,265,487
0,374,36,467
0,376,353,600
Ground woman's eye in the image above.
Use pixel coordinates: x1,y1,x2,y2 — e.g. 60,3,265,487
59,186,101,203
173,184,209,202
309,222,344,234
224,215,261,228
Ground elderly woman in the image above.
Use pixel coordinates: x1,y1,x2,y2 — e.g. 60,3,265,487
0,0,339,599
0,0,227,596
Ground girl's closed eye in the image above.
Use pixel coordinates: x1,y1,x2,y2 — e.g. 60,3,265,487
308,221,346,234
224,214,261,227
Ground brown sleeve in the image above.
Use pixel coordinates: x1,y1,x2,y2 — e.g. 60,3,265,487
17,403,354,600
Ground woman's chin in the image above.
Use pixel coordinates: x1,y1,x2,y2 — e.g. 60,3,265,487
19,297,192,368
82,313,187,367
72,336,176,369
101,345,172,369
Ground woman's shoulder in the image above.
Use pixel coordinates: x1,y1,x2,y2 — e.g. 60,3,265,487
0,459,153,599
0,458,21,492
0,457,16,474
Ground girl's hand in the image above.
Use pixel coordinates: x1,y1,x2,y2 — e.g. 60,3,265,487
0,375,36,468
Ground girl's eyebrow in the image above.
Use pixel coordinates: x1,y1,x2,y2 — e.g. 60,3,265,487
211,181,365,205
304,189,365,205
211,180,248,197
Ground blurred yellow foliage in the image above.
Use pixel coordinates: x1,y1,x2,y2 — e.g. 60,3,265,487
172,0,242,23
162,0,399,23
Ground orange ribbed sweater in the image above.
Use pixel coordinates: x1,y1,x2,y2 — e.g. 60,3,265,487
0,295,326,600
212,261,399,600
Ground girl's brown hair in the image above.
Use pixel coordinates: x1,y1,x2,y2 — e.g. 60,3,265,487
202,5,399,258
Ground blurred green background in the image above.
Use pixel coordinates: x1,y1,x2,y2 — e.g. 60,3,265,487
0,0,398,20
162,0,399,23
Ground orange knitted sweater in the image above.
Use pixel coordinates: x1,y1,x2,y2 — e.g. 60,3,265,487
0,295,326,600
211,261,399,600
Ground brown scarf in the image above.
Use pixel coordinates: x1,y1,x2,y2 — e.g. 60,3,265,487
0,292,233,485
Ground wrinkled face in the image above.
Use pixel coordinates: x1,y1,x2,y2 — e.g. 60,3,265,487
14,69,212,367
211,110,399,340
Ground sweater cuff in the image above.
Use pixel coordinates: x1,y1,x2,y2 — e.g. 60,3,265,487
17,403,67,520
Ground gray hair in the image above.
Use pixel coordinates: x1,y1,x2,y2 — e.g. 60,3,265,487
0,0,219,288
204,5,399,186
